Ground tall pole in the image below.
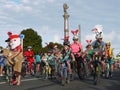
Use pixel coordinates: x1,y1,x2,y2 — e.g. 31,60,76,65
78,24,81,43
63,3,70,42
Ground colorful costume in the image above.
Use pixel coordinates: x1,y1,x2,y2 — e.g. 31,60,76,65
3,32,23,85
24,50,34,70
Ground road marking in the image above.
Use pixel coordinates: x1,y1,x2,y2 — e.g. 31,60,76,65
0,78,42,85
0,82,6,85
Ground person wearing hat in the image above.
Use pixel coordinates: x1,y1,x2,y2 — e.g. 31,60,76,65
91,25,105,52
84,40,94,75
60,41,75,84
23,46,35,75
70,36,82,70
91,25,105,76
92,32,105,52
104,41,114,78
70,35,82,55
4,32,23,85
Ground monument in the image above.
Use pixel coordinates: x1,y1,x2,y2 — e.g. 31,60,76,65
63,3,70,42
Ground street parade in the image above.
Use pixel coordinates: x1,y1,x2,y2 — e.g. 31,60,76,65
0,0,120,90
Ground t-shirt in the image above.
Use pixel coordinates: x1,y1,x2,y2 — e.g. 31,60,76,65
92,40,105,52
35,54,41,62
47,54,55,65
61,49,72,61
70,42,82,53
24,50,34,62
86,49,94,61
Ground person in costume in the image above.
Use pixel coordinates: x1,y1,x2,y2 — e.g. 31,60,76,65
91,25,105,75
23,46,35,75
91,25,105,52
4,32,23,85
70,30,83,79
70,30,82,55
85,40,94,74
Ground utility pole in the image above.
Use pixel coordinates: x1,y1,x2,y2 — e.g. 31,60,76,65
63,3,70,42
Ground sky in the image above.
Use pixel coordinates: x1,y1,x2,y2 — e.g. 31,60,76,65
0,0,120,56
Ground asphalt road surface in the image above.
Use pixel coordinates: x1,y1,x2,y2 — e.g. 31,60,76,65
0,69,120,90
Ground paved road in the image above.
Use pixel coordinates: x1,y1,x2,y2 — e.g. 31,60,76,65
0,69,120,90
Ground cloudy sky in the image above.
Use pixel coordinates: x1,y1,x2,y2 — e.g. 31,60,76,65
0,0,120,55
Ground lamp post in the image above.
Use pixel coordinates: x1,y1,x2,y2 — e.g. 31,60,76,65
63,3,70,42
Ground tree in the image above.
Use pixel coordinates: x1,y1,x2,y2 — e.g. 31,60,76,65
21,28,42,54
43,42,63,53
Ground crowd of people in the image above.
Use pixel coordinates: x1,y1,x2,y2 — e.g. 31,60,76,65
0,25,120,86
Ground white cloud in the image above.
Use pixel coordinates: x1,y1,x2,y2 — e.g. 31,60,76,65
47,0,55,3
117,35,120,40
103,31,116,41
22,0,30,3
54,34,60,43
4,3,32,12
0,0,120,53
85,34,95,41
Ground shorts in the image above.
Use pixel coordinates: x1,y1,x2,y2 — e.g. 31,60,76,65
0,61,6,67
105,59,114,65
0,63,5,67
40,61,46,67
36,62,41,64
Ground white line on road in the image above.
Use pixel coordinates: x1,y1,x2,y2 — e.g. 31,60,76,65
0,78,42,85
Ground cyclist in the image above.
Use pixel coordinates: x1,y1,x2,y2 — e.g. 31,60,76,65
23,46,35,75
70,34,83,79
91,25,105,76
104,41,114,77
61,41,75,84
47,50,56,79
85,40,94,75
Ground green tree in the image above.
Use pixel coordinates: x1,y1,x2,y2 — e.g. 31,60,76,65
43,42,63,53
21,28,42,54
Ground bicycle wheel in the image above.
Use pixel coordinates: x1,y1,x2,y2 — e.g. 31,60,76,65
77,62,86,80
21,62,27,77
105,62,110,79
93,63,100,85
61,68,66,86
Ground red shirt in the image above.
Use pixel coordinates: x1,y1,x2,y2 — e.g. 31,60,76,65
23,50,34,62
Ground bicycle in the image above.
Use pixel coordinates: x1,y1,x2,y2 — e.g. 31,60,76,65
105,57,113,79
92,52,101,85
74,53,87,80
21,60,35,77
77,56,87,80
